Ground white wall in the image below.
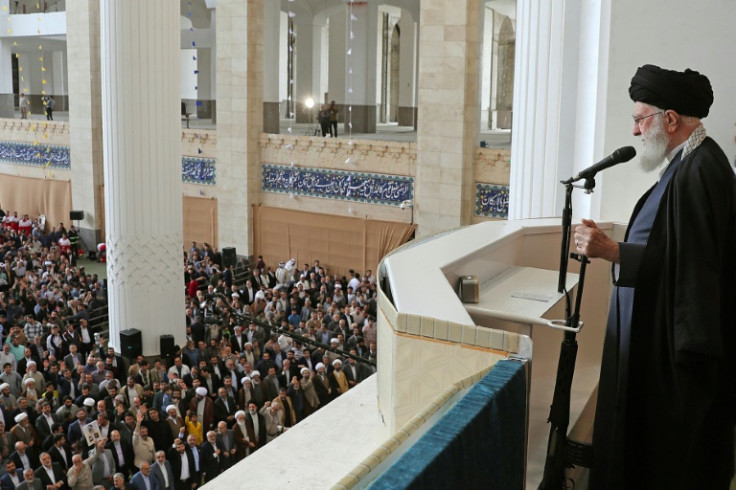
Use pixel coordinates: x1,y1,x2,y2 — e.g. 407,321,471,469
595,0,736,223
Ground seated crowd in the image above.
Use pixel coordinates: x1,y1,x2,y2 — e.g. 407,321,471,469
0,211,379,488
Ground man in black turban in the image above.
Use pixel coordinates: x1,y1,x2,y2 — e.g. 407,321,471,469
575,65,736,489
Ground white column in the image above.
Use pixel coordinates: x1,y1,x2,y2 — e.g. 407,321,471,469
100,0,185,355
0,0,14,116
342,1,378,133
294,20,323,123
215,0,262,256
67,0,104,248
327,11,346,104
397,12,417,127
415,0,483,238
0,39,13,117
508,0,583,219
262,0,280,132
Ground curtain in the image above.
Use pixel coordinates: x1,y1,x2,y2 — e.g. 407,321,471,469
183,196,218,249
0,175,72,231
253,205,415,278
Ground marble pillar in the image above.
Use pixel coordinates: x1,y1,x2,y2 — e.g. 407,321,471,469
215,0,262,257
294,21,324,124
67,0,104,248
263,0,280,133
397,13,417,128
0,35,14,117
342,2,378,134
100,0,185,355
415,0,483,238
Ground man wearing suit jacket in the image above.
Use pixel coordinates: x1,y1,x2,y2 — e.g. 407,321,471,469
199,431,222,483
16,349,40,378
213,388,236,427
62,345,84,372
130,463,160,490
343,352,368,388
16,468,42,490
150,451,175,490
9,441,37,471
35,401,58,442
185,435,202,487
107,430,134,479
277,359,299,389
91,445,117,488
49,434,73,470
229,327,248,354
1,459,23,490
66,409,92,448
215,422,236,469
167,440,196,490
34,452,67,490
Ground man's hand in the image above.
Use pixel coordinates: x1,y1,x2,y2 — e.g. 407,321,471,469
574,219,620,263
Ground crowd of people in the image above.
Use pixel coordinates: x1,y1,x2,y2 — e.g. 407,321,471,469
0,209,380,488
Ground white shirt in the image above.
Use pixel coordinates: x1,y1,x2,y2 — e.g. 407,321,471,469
157,462,168,487
179,452,190,480
113,441,125,466
57,445,68,467
250,412,259,438
43,465,56,483
101,451,111,477
189,445,199,471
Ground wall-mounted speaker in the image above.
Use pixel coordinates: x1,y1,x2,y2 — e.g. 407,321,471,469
70,210,84,221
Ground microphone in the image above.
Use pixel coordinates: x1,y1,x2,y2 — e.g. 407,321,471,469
563,146,637,184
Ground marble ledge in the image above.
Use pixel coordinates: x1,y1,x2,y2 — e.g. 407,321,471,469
393,311,517,355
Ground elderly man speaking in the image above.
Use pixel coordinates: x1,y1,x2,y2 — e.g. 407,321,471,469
575,64,736,489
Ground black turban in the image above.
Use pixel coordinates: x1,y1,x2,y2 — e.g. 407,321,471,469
629,64,713,118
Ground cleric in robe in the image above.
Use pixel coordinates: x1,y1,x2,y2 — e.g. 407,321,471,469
574,64,736,489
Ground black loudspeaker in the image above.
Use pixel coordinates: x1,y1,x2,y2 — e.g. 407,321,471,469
70,210,84,221
160,335,175,359
119,329,142,359
222,247,237,267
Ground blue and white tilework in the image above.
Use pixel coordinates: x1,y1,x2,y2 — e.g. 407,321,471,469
0,141,70,169
261,164,414,206
475,183,509,218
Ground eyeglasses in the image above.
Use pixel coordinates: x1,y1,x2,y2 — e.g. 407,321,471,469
632,111,664,125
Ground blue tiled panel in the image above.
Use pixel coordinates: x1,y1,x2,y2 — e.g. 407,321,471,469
0,141,70,169
182,157,216,185
475,183,509,218
261,164,414,206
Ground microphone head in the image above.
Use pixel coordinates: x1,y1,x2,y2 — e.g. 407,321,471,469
614,146,637,163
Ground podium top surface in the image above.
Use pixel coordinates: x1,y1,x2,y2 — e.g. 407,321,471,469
464,266,578,327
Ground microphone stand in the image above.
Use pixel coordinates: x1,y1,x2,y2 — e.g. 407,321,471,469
538,177,594,490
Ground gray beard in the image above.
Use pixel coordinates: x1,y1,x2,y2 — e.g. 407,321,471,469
639,118,669,172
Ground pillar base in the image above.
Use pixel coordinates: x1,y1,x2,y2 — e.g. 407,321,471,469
398,106,417,128
263,101,280,134
345,104,376,134
0,95,14,118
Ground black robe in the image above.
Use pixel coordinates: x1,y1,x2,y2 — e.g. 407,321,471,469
591,137,736,489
